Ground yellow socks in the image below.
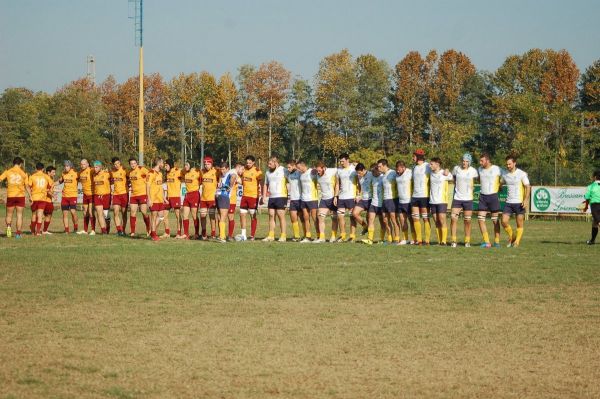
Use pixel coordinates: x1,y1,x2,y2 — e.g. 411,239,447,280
368,228,374,241
268,230,275,239
465,236,471,244
504,225,513,241
279,233,286,241
441,227,447,244
292,222,300,239
219,222,226,240
340,232,346,240
414,221,422,242
451,234,457,243
424,221,431,243
319,232,325,240
515,227,523,244
330,231,337,241
436,227,442,243
305,231,312,239
482,231,490,244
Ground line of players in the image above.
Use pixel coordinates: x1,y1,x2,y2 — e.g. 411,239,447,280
0,149,531,247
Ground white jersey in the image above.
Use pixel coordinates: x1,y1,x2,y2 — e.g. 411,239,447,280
287,169,301,201
412,162,431,198
317,168,338,200
381,169,398,200
502,168,530,204
370,174,384,207
337,165,358,200
359,172,373,201
429,170,453,205
300,169,319,202
478,165,502,195
452,166,478,201
395,169,413,204
265,166,288,198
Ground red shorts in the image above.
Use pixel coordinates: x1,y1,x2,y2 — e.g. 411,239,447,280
200,200,216,209
93,194,111,209
168,197,181,209
228,204,236,214
130,195,147,205
183,191,200,208
31,201,47,212
61,197,77,210
44,202,54,216
150,203,165,212
83,194,94,205
6,197,25,208
112,193,129,207
240,196,258,210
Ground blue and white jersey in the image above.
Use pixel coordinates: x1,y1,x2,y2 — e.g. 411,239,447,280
217,170,237,198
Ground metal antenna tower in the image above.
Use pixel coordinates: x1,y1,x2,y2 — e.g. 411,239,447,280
86,55,96,85
129,0,144,165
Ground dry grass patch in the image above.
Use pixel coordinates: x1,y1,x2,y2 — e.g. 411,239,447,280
1,285,599,398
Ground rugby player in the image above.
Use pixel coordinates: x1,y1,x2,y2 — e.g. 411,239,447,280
215,162,241,243
200,156,219,240
361,164,385,245
334,154,359,242
297,160,319,242
128,158,151,237
477,153,502,248
262,156,288,242
180,161,201,239
236,155,263,241
314,160,338,243
110,157,129,236
450,153,478,247
165,159,183,238
501,156,531,247
287,160,302,241
28,162,53,236
378,159,400,244
581,170,600,245
59,160,80,233
92,161,111,234
395,160,414,245
42,166,57,234
429,158,453,245
352,163,371,238
0,157,29,238
146,158,165,241
78,159,95,234
226,162,244,240
411,149,432,245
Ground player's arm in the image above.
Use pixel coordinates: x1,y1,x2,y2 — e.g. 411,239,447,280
523,184,531,210
146,178,153,207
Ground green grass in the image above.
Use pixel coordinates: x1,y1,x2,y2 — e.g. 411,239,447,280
0,212,599,398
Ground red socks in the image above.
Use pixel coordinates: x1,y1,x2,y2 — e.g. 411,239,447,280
228,220,235,238
251,218,258,237
183,220,190,236
130,216,136,234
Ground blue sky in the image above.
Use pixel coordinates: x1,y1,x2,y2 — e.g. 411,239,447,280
1,0,599,92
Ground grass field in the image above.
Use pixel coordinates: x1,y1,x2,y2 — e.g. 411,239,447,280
1,212,599,398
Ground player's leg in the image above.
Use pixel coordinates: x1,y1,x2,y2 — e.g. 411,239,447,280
174,207,181,238
438,208,448,245
463,208,473,246
588,204,599,244
208,206,217,239
140,203,150,235
199,206,207,239
316,208,328,242
69,206,78,233
129,203,139,236
289,208,300,241
349,205,357,241
62,208,70,233
15,205,24,236
513,212,525,247
388,212,400,243
501,211,513,245
150,210,160,240
95,205,107,233
491,211,501,247
113,204,122,235
420,207,431,245
277,208,287,241
450,207,461,246
35,208,44,235
361,210,376,244
218,206,229,242
478,210,491,247
5,205,15,236
264,207,276,241
378,213,388,243
336,206,346,241
181,206,191,239
411,205,422,244
227,205,236,240
352,205,367,235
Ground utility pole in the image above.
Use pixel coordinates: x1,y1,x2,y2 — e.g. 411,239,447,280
86,55,96,85
129,0,144,165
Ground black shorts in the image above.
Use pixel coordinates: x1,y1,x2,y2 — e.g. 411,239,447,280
216,195,231,210
300,200,318,210
411,197,429,209
592,203,600,225
382,199,398,214
289,200,301,212
318,198,337,212
430,203,447,214
337,198,355,210
503,202,525,216
268,197,287,210
368,204,382,215
478,193,500,213
451,199,474,211
397,202,410,215
356,199,371,210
